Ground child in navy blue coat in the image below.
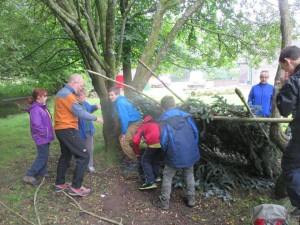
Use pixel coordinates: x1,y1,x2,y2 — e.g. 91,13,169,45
153,95,200,210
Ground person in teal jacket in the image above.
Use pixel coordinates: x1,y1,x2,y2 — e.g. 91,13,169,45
248,70,274,117
77,89,101,173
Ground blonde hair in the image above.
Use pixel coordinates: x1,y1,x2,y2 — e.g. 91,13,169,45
76,88,87,97
161,95,175,110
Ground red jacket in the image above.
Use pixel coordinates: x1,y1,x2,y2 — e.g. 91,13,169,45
132,115,160,155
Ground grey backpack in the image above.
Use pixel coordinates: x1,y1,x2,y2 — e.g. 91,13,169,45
252,204,288,225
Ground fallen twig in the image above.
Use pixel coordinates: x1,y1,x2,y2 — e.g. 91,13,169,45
34,177,45,225
62,191,123,225
0,199,36,225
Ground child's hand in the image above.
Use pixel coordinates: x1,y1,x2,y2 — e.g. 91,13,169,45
96,103,101,109
96,117,104,123
120,135,126,143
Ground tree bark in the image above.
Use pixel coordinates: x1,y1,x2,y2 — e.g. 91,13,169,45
42,0,120,155
272,0,292,198
270,0,292,151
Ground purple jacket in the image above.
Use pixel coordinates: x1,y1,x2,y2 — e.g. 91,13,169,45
28,102,54,145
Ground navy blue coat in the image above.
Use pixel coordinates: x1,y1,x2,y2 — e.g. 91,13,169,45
159,108,200,168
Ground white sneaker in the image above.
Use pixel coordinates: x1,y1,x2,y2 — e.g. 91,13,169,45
88,166,96,173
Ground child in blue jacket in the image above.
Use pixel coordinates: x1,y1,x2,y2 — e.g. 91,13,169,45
108,86,142,163
77,89,101,173
153,95,200,210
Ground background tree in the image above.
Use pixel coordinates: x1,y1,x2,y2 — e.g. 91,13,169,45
36,0,284,153
271,0,292,198
270,0,292,152
0,0,83,93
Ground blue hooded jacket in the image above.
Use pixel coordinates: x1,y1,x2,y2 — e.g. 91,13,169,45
114,95,142,135
159,108,200,168
78,101,98,140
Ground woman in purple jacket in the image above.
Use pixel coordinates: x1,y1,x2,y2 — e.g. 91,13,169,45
23,88,54,186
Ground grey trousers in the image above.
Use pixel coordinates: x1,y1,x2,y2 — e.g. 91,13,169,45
161,165,195,200
85,133,94,168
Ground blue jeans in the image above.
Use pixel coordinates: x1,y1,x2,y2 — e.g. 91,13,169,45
26,143,50,177
161,165,195,200
141,147,161,184
55,129,89,189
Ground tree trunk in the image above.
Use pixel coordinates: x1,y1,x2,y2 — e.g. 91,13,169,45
133,0,204,91
272,0,292,198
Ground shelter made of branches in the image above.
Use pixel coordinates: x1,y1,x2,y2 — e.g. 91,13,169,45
131,93,283,194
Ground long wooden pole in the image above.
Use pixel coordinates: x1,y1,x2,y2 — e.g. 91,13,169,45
212,116,291,123
138,59,185,102
86,70,160,106
87,70,292,124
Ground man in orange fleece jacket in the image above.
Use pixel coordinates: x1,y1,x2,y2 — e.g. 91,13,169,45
54,74,103,197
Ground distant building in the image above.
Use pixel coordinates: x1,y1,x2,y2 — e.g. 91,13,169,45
237,59,251,84
238,59,277,86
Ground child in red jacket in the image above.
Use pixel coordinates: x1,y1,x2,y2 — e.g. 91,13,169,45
133,115,162,190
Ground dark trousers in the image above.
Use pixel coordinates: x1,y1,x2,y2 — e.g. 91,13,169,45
55,129,89,189
26,143,50,177
141,147,161,184
282,137,300,208
284,168,300,208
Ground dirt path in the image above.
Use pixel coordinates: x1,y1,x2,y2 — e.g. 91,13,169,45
77,167,246,225
0,163,266,225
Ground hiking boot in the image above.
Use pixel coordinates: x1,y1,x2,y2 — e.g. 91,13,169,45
55,183,71,192
290,208,300,218
23,176,39,186
186,195,195,207
155,177,162,182
139,183,157,190
87,166,96,173
152,195,169,210
68,186,91,197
